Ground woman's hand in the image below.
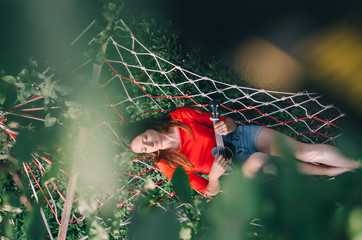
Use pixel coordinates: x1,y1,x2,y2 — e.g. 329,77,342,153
214,118,237,135
206,155,228,195
209,155,228,181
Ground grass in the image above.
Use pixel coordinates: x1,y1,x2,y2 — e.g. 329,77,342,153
1,1,361,239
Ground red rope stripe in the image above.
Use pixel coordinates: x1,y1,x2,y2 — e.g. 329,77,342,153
105,58,204,105
117,202,134,211
104,59,342,134
100,84,125,120
49,180,66,201
41,155,53,164
19,106,60,112
7,110,45,121
25,162,60,224
13,95,43,108
69,216,85,225
31,158,45,175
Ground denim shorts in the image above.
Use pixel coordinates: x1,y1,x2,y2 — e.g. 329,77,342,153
222,125,264,164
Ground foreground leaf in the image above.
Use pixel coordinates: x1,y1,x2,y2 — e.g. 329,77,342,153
172,165,192,204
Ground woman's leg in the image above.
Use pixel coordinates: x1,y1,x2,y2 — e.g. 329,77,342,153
256,128,361,174
242,152,269,177
242,152,352,177
297,162,351,176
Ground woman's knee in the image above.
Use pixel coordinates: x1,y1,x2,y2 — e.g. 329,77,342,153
257,128,301,155
294,143,327,163
242,152,269,177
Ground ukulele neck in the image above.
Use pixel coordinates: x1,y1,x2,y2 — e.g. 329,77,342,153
211,119,225,148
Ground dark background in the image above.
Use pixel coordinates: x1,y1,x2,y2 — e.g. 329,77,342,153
125,0,362,57
1,0,362,74
0,0,101,74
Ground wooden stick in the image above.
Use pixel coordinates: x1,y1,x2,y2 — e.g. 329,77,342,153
57,127,87,240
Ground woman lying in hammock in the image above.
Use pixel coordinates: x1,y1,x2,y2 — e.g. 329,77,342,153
122,107,361,196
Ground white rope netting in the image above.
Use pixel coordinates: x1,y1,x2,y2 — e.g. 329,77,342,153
101,20,344,144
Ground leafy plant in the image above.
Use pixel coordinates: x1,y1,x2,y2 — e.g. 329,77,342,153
1,1,361,240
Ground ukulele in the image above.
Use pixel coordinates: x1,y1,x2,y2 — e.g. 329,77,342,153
209,100,234,161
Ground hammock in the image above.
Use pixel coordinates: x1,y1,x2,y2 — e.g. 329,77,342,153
9,19,345,239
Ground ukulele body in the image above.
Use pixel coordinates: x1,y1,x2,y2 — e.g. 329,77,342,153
211,145,234,160
209,100,235,162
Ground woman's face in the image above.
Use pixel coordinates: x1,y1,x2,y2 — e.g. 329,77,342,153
130,129,164,154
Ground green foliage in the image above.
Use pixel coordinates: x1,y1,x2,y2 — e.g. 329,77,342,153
338,119,362,160
22,205,47,240
84,2,362,239
128,197,180,240
348,207,362,240
200,139,362,240
0,51,79,239
0,75,17,109
1,1,361,240
172,166,192,204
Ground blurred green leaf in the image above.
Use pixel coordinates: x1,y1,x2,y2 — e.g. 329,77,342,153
88,219,108,240
23,205,47,240
0,213,15,239
97,197,117,225
172,166,192,204
44,113,57,127
203,171,260,240
348,207,362,240
13,126,69,163
1,75,17,84
2,191,21,209
180,226,192,240
77,197,98,219
0,76,17,109
338,120,362,160
128,206,180,240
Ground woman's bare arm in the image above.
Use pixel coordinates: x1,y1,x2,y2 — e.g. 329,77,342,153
205,155,228,195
